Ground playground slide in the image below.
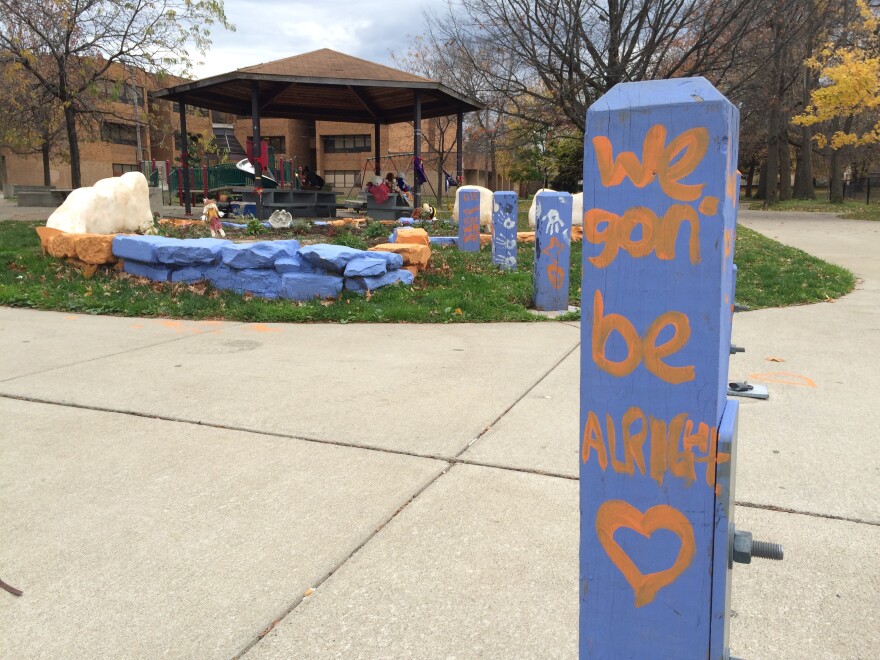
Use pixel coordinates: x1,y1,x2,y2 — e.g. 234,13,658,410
235,159,278,188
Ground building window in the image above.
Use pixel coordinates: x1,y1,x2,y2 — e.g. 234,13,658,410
323,134,370,153
101,122,138,146
324,170,361,190
265,136,286,154
112,163,140,177
171,102,207,117
96,80,145,106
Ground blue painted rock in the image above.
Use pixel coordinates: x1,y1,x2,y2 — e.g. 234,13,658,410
123,260,174,282
363,249,404,270
274,253,318,274
155,238,232,266
280,272,344,301
429,236,458,246
112,235,177,262
344,256,388,277
235,268,283,298
220,240,300,269
298,244,367,273
171,267,206,284
345,268,415,293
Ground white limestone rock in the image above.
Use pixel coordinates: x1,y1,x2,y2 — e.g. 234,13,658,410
453,185,494,229
47,172,155,235
268,209,293,229
528,189,583,228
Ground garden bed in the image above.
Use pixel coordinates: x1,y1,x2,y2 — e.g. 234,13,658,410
0,221,856,323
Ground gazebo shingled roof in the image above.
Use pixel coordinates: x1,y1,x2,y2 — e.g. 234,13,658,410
150,48,484,123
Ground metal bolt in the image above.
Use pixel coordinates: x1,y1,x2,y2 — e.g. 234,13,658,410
730,345,745,355
751,540,784,561
732,530,784,564
734,303,750,313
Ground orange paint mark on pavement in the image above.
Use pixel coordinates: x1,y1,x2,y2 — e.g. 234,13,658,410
248,324,280,333
748,372,817,388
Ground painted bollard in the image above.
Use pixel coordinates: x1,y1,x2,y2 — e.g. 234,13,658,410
579,78,740,658
492,191,518,270
533,191,572,311
457,188,481,252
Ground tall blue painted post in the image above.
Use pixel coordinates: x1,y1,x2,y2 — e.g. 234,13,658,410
492,191,518,270
533,191,572,311
580,78,742,658
458,188,481,252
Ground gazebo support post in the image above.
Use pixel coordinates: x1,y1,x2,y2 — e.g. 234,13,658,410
374,122,381,176
251,81,263,220
456,110,463,186
178,101,192,216
414,90,422,209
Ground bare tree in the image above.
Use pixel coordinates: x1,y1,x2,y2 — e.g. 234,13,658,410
0,0,232,188
427,0,766,133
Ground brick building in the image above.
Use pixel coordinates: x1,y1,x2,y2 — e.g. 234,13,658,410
2,50,494,203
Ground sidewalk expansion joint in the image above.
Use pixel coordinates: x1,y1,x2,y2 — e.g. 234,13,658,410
455,341,581,458
0,394,583,485
233,463,455,659
7,394,873,532
0,322,243,384
736,501,880,527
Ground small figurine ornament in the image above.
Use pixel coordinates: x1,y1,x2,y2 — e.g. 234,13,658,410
201,198,225,237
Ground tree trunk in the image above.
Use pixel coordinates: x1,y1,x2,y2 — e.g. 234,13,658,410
436,155,444,207
745,159,756,198
63,105,82,188
793,47,815,198
779,130,792,201
756,159,767,200
490,134,497,191
829,148,843,203
829,115,854,204
41,141,51,187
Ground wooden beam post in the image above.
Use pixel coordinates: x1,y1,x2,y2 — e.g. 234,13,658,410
579,77,740,658
251,81,263,220
414,90,422,209
178,101,191,216
533,191,571,310
456,110,463,185
374,122,381,176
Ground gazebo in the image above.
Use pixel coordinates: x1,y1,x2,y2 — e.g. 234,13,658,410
150,49,484,216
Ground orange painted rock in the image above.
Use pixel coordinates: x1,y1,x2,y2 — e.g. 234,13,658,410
369,243,431,269
480,234,492,248
74,233,117,265
572,225,583,242
395,227,430,247
517,231,536,244
403,265,419,278
47,232,78,258
35,226,65,255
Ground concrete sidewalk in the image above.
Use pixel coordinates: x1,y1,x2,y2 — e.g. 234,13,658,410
1,211,877,658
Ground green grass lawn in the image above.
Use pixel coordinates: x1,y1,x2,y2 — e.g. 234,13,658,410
0,221,854,322
747,197,880,221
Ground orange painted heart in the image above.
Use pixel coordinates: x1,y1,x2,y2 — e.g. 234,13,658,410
595,500,696,608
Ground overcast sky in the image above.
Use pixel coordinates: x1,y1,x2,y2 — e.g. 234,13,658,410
192,0,447,78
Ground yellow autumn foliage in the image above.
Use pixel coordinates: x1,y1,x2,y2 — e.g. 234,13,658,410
793,0,880,150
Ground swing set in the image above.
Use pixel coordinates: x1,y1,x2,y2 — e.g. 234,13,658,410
348,151,456,202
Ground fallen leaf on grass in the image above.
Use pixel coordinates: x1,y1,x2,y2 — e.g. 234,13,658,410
454,307,463,315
